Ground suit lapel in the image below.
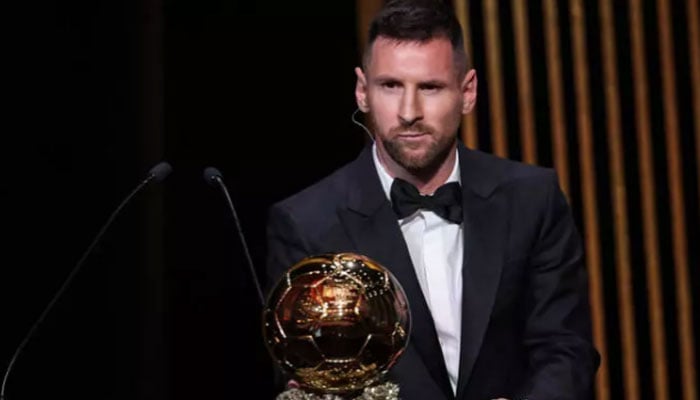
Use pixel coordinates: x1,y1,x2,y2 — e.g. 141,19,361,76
455,145,507,399
337,147,454,399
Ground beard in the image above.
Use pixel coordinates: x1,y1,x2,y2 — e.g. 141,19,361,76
379,121,457,177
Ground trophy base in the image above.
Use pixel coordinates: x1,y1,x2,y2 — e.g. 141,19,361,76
276,382,400,400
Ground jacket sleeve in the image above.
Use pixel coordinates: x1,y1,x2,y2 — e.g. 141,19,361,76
263,203,314,395
521,171,601,400
264,203,313,296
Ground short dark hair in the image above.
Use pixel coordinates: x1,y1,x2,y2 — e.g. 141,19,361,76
363,0,469,75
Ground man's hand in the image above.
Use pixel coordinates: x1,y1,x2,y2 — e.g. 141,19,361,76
286,380,300,389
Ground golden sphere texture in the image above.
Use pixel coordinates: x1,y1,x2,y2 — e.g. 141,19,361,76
263,252,411,394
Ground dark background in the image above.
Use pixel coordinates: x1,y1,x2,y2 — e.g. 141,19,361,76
2,1,364,399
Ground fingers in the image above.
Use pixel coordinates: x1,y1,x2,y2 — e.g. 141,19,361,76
286,379,300,389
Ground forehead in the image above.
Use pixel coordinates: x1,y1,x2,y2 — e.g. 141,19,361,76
367,36,457,80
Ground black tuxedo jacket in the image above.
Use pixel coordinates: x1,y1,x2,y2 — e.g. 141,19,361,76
265,142,599,400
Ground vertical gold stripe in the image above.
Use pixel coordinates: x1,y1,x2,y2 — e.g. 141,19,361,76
628,1,670,399
454,0,479,149
689,0,700,221
598,1,640,399
656,1,698,399
356,0,384,57
568,2,609,400
483,0,508,157
512,0,538,164
542,0,570,197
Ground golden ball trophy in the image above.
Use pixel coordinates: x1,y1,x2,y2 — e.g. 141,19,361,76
263,252,411,400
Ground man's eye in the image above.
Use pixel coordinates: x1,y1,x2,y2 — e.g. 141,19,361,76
382,81,400,89
421,85,442,92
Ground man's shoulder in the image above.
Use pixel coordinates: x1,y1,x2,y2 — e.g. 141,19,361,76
269,154,362,220
461,147,558,194
280,168,348,206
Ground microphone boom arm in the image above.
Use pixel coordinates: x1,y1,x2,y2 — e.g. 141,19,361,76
211,175,265,307
0,162,171,400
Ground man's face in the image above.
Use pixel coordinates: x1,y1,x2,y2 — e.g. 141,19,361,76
355,36,477,176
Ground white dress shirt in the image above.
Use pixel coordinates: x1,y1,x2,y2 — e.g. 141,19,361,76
372,143,464,394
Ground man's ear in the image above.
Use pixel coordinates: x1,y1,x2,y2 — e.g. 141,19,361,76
355,67,369,113
461,69,478,114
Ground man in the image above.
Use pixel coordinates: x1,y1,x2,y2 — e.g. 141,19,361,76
264,0,600,399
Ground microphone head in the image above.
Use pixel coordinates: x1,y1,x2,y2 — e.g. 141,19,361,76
148,161,173,183
203,166,223,187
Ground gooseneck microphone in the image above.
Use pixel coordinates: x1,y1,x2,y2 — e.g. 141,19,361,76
0,161,173,400
203,166,265,307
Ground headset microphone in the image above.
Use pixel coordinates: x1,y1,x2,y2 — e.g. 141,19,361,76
351,108,374,142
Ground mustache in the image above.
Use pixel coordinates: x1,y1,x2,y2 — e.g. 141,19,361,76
389,122,434,135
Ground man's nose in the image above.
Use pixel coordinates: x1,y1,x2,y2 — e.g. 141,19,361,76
398,90,423,126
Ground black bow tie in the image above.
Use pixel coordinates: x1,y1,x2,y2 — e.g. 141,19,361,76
390,177,463,223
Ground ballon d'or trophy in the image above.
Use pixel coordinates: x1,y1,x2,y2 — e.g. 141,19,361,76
263,252,411,400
